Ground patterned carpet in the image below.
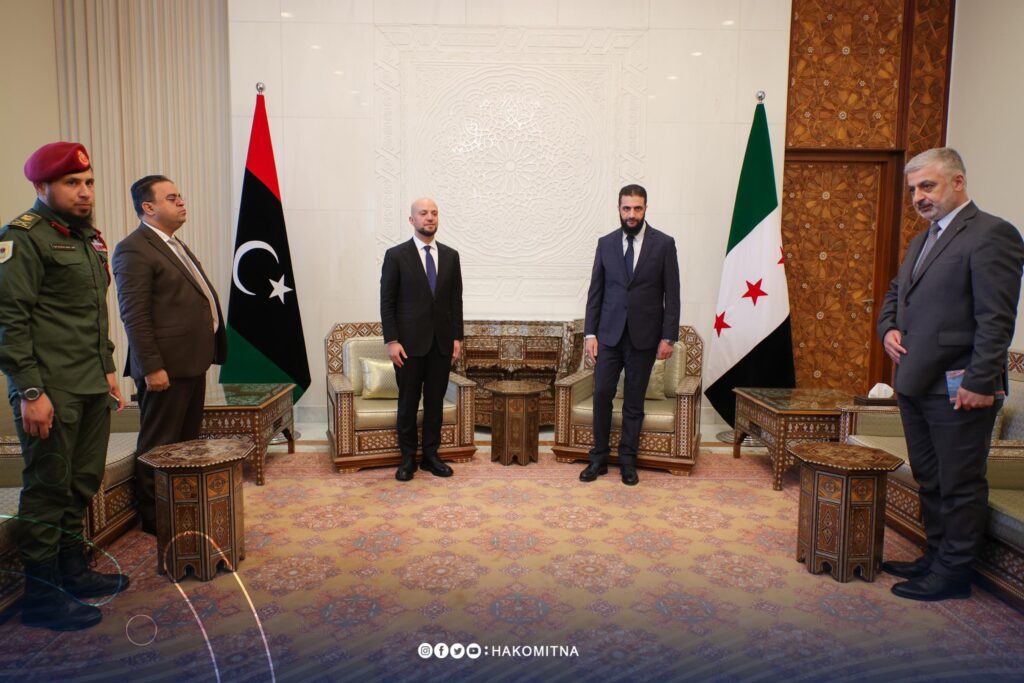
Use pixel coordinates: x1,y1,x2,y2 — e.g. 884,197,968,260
0,439,1022,683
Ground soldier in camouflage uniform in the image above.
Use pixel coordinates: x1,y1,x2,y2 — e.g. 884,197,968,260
0,142,130,630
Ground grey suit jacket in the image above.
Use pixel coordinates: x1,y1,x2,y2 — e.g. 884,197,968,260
112,224,227,381
877,202,1024,396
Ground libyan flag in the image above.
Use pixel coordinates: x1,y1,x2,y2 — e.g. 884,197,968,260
704,101,795,427
219,92,311,400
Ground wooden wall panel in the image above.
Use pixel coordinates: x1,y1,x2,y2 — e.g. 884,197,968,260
782,161,881,391
787,0,904,149
784,0,955,393
898,0,955,258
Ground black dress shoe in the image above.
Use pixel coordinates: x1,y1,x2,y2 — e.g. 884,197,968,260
420,454,453,477
621,466,639,486
891,572,971,602
882,555,932,579
395,466,415,481
579,462,608,482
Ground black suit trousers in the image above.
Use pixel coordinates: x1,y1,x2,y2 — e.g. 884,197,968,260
589,324,657,466
134,374,207,525
896,393,997,581
394,338,450,461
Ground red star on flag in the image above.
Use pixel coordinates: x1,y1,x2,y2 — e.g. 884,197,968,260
742,278,767,306
778,247,785,264
713,312,731,337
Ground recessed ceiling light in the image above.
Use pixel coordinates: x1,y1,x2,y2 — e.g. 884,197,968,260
648,95,656,99
360,102,368,107
281,12,293,18
667,75,678,80
311,44,322,50
350,90,360,95
333,70,344,75
722,19,735,26
691,51,703,57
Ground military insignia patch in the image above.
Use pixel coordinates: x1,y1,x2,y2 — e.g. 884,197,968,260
90,238,107,253
0,241,12,263
77,149,90,165
9,213,38,230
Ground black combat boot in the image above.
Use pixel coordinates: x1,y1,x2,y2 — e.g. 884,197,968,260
59,543,130,599
21,557,102,631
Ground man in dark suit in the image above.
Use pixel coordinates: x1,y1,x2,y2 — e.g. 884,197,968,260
581,184,680,486
380,197,463,482
878,147,1024,601
112,175,227,533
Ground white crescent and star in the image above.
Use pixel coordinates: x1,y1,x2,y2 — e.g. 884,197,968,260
232,240,294,303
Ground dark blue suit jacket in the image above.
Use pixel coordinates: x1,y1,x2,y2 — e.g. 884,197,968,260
584,224,681,350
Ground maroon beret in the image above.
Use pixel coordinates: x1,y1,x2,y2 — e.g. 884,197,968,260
24,142,92,183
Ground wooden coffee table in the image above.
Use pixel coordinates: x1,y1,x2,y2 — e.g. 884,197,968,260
200,383,295,486
732,387,850,490
485,380,549,466
791,442,904,582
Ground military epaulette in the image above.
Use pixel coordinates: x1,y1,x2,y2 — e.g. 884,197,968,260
6,211,42,231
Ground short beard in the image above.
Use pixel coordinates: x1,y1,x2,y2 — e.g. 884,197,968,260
620,217,642,236
415,226,436,239
54,208,95,232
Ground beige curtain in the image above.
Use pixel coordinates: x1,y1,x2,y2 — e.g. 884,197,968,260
53,0,232,396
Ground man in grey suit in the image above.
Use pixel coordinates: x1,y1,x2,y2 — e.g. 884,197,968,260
112,175,227,533
581,184,680,486
878,148,1024,601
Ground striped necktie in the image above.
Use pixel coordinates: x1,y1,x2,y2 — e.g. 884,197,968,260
169,238,219,332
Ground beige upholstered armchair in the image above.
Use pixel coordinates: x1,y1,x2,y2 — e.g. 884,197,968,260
324,322,477,473
552,325,703,476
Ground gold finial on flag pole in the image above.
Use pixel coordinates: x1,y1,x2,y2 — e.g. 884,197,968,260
256,82,265,94
756,90,766,102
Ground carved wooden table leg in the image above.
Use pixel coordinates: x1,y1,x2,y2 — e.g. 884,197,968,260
771,439,786,491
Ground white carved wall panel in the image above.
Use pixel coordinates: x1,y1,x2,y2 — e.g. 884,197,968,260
375,27,646,317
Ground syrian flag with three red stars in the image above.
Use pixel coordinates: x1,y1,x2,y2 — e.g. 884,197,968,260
219,91,311,400
704,101,795,427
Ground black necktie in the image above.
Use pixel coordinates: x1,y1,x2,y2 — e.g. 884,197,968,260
625,234,635,282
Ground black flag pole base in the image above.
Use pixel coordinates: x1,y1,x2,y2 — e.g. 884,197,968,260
715,429,762,447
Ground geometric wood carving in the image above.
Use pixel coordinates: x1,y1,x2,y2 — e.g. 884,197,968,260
787,0,905,149
782,161,881,392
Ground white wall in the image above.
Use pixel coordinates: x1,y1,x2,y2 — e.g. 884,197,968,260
947,0,1024,348
228,0,793,414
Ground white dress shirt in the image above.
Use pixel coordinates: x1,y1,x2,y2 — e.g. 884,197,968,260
412,234,440,275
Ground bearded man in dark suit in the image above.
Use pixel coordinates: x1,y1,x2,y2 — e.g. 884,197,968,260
878,147,1024,601
380,197,463,482
581,184,680,486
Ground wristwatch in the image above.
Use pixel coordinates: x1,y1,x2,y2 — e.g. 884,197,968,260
19,387,43,401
